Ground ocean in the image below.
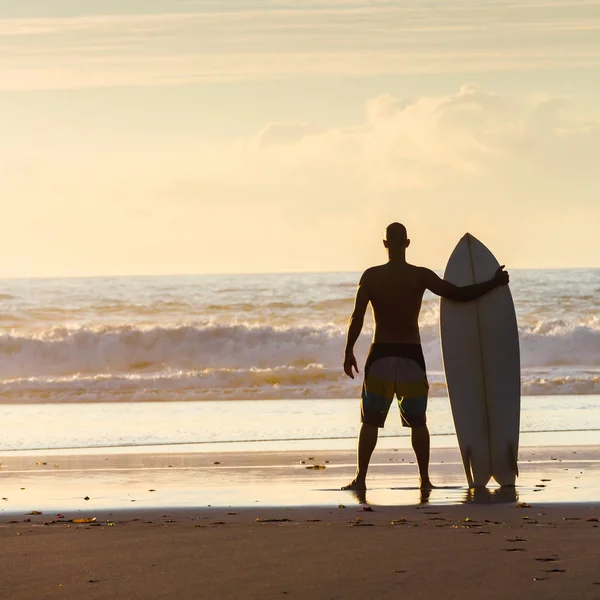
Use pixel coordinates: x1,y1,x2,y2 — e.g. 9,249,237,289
0,270,598,452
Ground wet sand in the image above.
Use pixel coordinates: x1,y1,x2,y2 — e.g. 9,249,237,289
1,444,599,512
1,444,599,599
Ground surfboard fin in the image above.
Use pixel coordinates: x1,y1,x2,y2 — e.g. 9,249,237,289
509,444,519,476
461,447,474,488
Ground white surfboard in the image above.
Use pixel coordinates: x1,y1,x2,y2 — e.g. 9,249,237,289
440,233,520,487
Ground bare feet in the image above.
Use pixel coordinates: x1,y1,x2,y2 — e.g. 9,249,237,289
419,479,435,490
341,479,366,492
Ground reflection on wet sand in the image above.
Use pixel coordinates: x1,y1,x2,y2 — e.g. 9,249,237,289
463,486,518,505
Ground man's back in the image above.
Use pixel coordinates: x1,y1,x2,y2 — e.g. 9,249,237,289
361,262,426,345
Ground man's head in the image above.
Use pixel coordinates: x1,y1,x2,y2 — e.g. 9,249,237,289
383,222,410,251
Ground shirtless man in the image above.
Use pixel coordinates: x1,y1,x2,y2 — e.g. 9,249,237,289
342,222,509,491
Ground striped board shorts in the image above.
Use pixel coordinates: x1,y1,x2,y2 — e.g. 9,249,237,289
360,344,429,429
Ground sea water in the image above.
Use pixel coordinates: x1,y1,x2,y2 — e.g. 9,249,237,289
0,397,599,452
0,270,598,451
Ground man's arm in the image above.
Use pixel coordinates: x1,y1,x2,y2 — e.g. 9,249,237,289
422,266,509,301
343,274,370,379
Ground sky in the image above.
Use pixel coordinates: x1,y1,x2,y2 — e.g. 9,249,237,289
0,0,599,277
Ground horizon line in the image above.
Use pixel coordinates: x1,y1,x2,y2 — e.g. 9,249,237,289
0,266,598,282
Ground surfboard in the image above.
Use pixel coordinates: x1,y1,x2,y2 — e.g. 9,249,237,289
439,233,521,487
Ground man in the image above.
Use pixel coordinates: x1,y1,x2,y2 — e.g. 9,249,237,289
342,222,509,492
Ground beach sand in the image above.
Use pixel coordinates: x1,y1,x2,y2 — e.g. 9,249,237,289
1,444,599,599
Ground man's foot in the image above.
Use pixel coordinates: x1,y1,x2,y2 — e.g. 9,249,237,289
419,479,435,490
341,479,366,492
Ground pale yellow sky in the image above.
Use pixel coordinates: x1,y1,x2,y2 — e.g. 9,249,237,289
1,0,599,277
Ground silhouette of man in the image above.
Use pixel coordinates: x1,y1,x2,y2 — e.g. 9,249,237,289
342,223,509,491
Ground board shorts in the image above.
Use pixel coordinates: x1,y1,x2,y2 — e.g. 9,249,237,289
361,343,429,429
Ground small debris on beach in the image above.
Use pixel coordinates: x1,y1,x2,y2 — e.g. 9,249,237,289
256,518,293,523
71,518,97,524
351,517,373,527
544,569,567,573
305,464,326,470
516,502,532,508
84,496,90,501
535,558,558,562
25,511,43,515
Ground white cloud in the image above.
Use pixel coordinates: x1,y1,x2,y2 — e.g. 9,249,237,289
162,84,600,267
233,84,598,191
1,83,599,275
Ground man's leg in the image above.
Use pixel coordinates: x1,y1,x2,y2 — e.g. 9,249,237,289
411,425,433,489
343,357,394,492
400,392,433,490
342,422,379,491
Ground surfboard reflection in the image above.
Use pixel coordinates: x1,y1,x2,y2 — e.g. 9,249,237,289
463,486,518,504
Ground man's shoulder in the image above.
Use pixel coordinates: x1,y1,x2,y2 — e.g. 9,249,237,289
360,264,386,282
360,263,434,285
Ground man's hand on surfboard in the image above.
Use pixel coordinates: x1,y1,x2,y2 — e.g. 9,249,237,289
343,352,359,379
494,266,510,286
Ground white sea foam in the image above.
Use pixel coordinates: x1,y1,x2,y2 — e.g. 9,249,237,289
0,270,598,402
0,319,598,401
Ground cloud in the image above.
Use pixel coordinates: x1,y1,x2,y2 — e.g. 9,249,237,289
1,0,599,89
2,83,599,274
156,84,600,267
255,123,326,149
235,84,599,192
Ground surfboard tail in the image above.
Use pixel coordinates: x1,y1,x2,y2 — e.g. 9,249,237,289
492,444,519,487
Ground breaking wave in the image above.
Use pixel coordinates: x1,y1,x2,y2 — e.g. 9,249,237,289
0,319,598,402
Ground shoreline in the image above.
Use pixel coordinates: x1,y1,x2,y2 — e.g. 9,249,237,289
0,391,598,405
2,427,600,457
